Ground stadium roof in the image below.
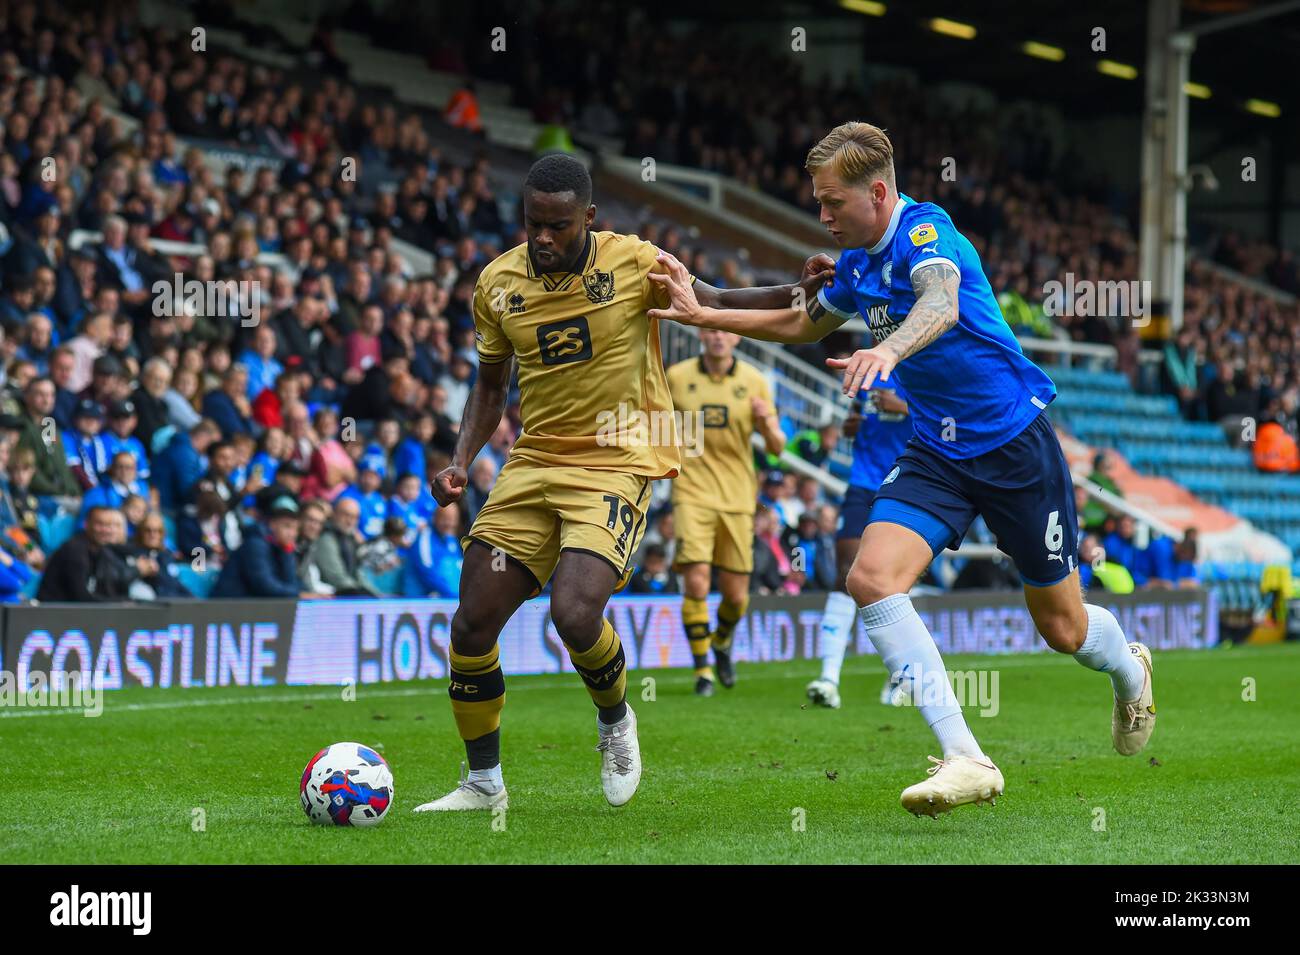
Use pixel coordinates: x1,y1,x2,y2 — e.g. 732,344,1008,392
657,0,1300,132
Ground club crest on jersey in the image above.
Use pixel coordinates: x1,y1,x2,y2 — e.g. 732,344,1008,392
881,261,892,287
583,268,615,304
882,465,900,485
908,223,938,246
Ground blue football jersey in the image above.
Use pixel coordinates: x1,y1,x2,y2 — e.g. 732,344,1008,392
816,195,1056,458
849,386,913,491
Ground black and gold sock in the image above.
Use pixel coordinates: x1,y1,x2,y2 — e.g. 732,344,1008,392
712,597,748,653
568,619,629,724
448,644,506,770
681,596,714,680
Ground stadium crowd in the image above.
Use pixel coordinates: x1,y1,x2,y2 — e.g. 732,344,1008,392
0,0,856,604
0,0,1291,606
466,6,1300,464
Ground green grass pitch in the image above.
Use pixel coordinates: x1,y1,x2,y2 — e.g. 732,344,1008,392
3,642,1297,864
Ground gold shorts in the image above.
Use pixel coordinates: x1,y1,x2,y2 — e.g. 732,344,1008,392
672,500,754,574
465,458,653,591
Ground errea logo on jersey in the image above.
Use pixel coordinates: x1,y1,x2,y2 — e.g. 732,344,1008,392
908,223,938,246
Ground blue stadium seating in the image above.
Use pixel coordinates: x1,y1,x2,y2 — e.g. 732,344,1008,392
1044,361,1300,611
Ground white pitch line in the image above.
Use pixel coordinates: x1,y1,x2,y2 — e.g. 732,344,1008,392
0,651,1174,720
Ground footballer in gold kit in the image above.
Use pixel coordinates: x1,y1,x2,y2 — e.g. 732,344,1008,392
414,154,838,814
668,330,785,695
415,154,684,813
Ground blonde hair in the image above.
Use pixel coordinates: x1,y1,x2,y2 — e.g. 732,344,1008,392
805,122,895,188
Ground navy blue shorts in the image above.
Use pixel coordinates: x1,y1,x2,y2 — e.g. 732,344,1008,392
868,411,1079,587
836,485,876,542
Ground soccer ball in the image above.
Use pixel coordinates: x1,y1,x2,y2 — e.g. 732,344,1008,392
300,742,394,827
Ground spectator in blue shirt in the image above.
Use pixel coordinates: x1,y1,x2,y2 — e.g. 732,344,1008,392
17,312,56,373
79,451,150,526
154,418,221,513
0,542,35,602
102,398,150,480
387,472,435,540
1173,528,1201,588
238,325,284,400
626,543,678,594
201,364,255,438
392,412,435,483
1102,515,1148,588
339,451,389,540
212,495,310,599
62,398,113,490
402,502,463,597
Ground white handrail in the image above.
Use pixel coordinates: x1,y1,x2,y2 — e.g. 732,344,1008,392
1073,472,1180,540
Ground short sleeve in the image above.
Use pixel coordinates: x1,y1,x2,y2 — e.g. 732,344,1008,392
897,214,962,282
815,258,858,325
472,279,513,364
641,241,696,312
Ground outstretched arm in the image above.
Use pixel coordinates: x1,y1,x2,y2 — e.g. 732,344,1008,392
691,253,836,310
648,251,845,344
825,261,960,396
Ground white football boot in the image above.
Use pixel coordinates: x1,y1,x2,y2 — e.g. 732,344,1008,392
806,678,842,709
596,706,641,806
1113,642,1156,756
900,754,1004,817
412,763,508,812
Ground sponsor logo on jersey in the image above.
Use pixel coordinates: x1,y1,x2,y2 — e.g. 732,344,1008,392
507,292,526,314
882,465,900,485
908,223,938,246
866,302,898,345
702,404,730,428
536,316,593,366
583,268,616,304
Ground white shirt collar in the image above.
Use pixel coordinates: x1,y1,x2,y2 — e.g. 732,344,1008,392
867,196,909,256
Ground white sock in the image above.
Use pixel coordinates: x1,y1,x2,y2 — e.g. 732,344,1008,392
819,590,857,684
860,593,985,760
1075,604,1146,700
467,764,503,792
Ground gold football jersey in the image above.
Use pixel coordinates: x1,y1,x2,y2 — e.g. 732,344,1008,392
667,355,773,513
473,231,684,478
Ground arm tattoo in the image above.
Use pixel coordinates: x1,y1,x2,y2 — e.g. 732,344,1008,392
882,262,960,360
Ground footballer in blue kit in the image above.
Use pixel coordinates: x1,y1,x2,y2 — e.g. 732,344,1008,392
649,121,1157,818
806,384,912,710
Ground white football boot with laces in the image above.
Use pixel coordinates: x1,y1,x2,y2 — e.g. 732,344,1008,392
412,763,508,812
1113,642,1156,756
900,754,1004,817
597,706,642,806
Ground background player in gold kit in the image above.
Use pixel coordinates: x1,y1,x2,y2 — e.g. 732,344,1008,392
668,329,785,696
